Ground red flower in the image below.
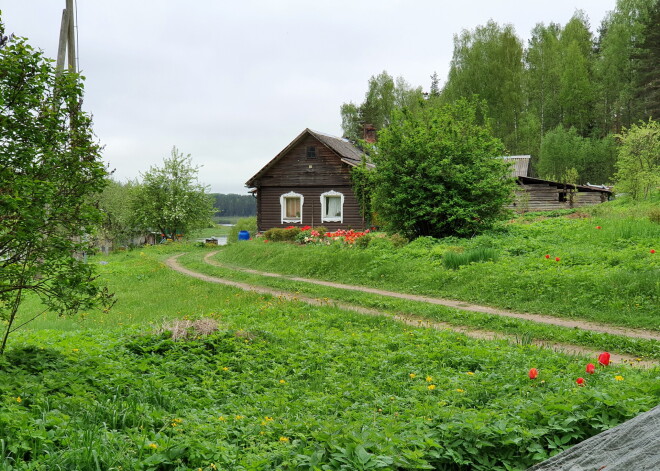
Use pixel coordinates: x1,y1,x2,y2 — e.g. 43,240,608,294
264,239,269,243
596,226,602,229
598,352,611,366
586,363,596,374
528,368,538,379
555,257,560,262
545,254,550,259
576,377,585,386
651,249,656,254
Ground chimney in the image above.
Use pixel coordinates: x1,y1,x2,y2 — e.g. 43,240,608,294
363,124,376,143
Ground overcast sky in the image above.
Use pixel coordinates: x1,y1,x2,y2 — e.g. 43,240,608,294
3,1,617,194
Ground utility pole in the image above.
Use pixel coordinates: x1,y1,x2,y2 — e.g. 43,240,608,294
56,0,76,75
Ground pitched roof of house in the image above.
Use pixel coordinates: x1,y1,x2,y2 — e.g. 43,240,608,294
245,128,368,188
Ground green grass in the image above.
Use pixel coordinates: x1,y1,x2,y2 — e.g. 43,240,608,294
3,198,659,470
211,203,659,331
3,246,659,470
176,251,660,360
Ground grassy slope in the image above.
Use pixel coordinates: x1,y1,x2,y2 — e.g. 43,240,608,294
3,246,659,470
212,199,660,331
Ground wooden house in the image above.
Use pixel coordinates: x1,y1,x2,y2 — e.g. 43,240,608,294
245,129,371,232
504,156,612,212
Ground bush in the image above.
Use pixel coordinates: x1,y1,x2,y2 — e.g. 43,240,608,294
229,217,257,243
354,234,372,249
372,99,514,239
264,227,300,242
389,233,408,248
648,208,660,225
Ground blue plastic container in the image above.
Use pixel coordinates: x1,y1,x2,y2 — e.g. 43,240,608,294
238,230,250,241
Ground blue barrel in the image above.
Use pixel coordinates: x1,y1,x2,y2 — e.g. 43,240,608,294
238,230,250,241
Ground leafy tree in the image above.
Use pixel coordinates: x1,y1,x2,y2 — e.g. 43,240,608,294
536,126,617,183
96,178,141,249
558,13,597,136
0,20,112,353
340,71,423,142
442,21,525,153
614,119,660,199
372,99,514,239
130,147,215,240
635,0,660,120
595,0,654,134
525,23,563,135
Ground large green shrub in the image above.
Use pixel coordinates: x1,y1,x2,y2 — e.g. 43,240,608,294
373,99,515,239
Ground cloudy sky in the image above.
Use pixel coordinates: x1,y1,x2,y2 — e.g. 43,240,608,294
3,1,616,194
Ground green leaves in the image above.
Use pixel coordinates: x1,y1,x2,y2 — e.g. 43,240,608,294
0,16,111,352
130,146,215,240
372,99,514,239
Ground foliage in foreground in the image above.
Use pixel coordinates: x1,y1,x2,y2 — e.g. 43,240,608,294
372,99,515,239
130,146,216,241
0,18,112,353
3,290,658,470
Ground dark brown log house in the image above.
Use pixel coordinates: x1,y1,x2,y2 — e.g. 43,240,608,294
245,129,371,232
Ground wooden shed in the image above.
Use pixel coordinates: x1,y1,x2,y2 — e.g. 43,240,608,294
245,129,370,232
502,156,612,212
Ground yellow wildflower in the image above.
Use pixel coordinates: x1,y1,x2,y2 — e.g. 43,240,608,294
456,388,465,393
428,384,436,390
466,372,474,375
279,436,290,442
218,416,226,421
235,415,243,420
615,375,624,381
279,379,286,384
409,373,416,379
426,376,433,382
72,348,79,353
148,443,158,449
264,416,273,421
222,367,229,371
210,464,217,470
16,397,21,403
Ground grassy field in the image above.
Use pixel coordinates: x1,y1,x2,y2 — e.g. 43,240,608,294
2,197,659,470
212,199,659,331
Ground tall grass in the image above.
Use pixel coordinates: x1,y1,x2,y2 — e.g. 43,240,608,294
442,247,498,269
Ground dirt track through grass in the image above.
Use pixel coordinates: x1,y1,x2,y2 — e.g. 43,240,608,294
165,253,658,367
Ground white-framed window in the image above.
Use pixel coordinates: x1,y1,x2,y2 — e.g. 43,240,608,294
320,190,344,223
280,191,304,224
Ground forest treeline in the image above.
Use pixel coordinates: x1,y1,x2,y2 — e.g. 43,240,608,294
341,0,659,186
212,193,256,217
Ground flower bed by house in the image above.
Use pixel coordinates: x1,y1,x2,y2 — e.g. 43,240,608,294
263,226,371,245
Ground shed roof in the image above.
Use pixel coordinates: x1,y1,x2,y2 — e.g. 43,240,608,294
245,128,368,188
518,176,613,193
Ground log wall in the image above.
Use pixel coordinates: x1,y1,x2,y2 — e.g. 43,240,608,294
254,135,365,231
508,183,609,212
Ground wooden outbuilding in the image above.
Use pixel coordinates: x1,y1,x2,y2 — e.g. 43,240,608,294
245,129,370,232
503,156,612,212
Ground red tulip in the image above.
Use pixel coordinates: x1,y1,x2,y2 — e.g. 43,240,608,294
528,368,538,379
545,254,550,259
598,352,611,366
576,377,585,386
586,363,596,374
651,249,656,254
555,257,561,262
